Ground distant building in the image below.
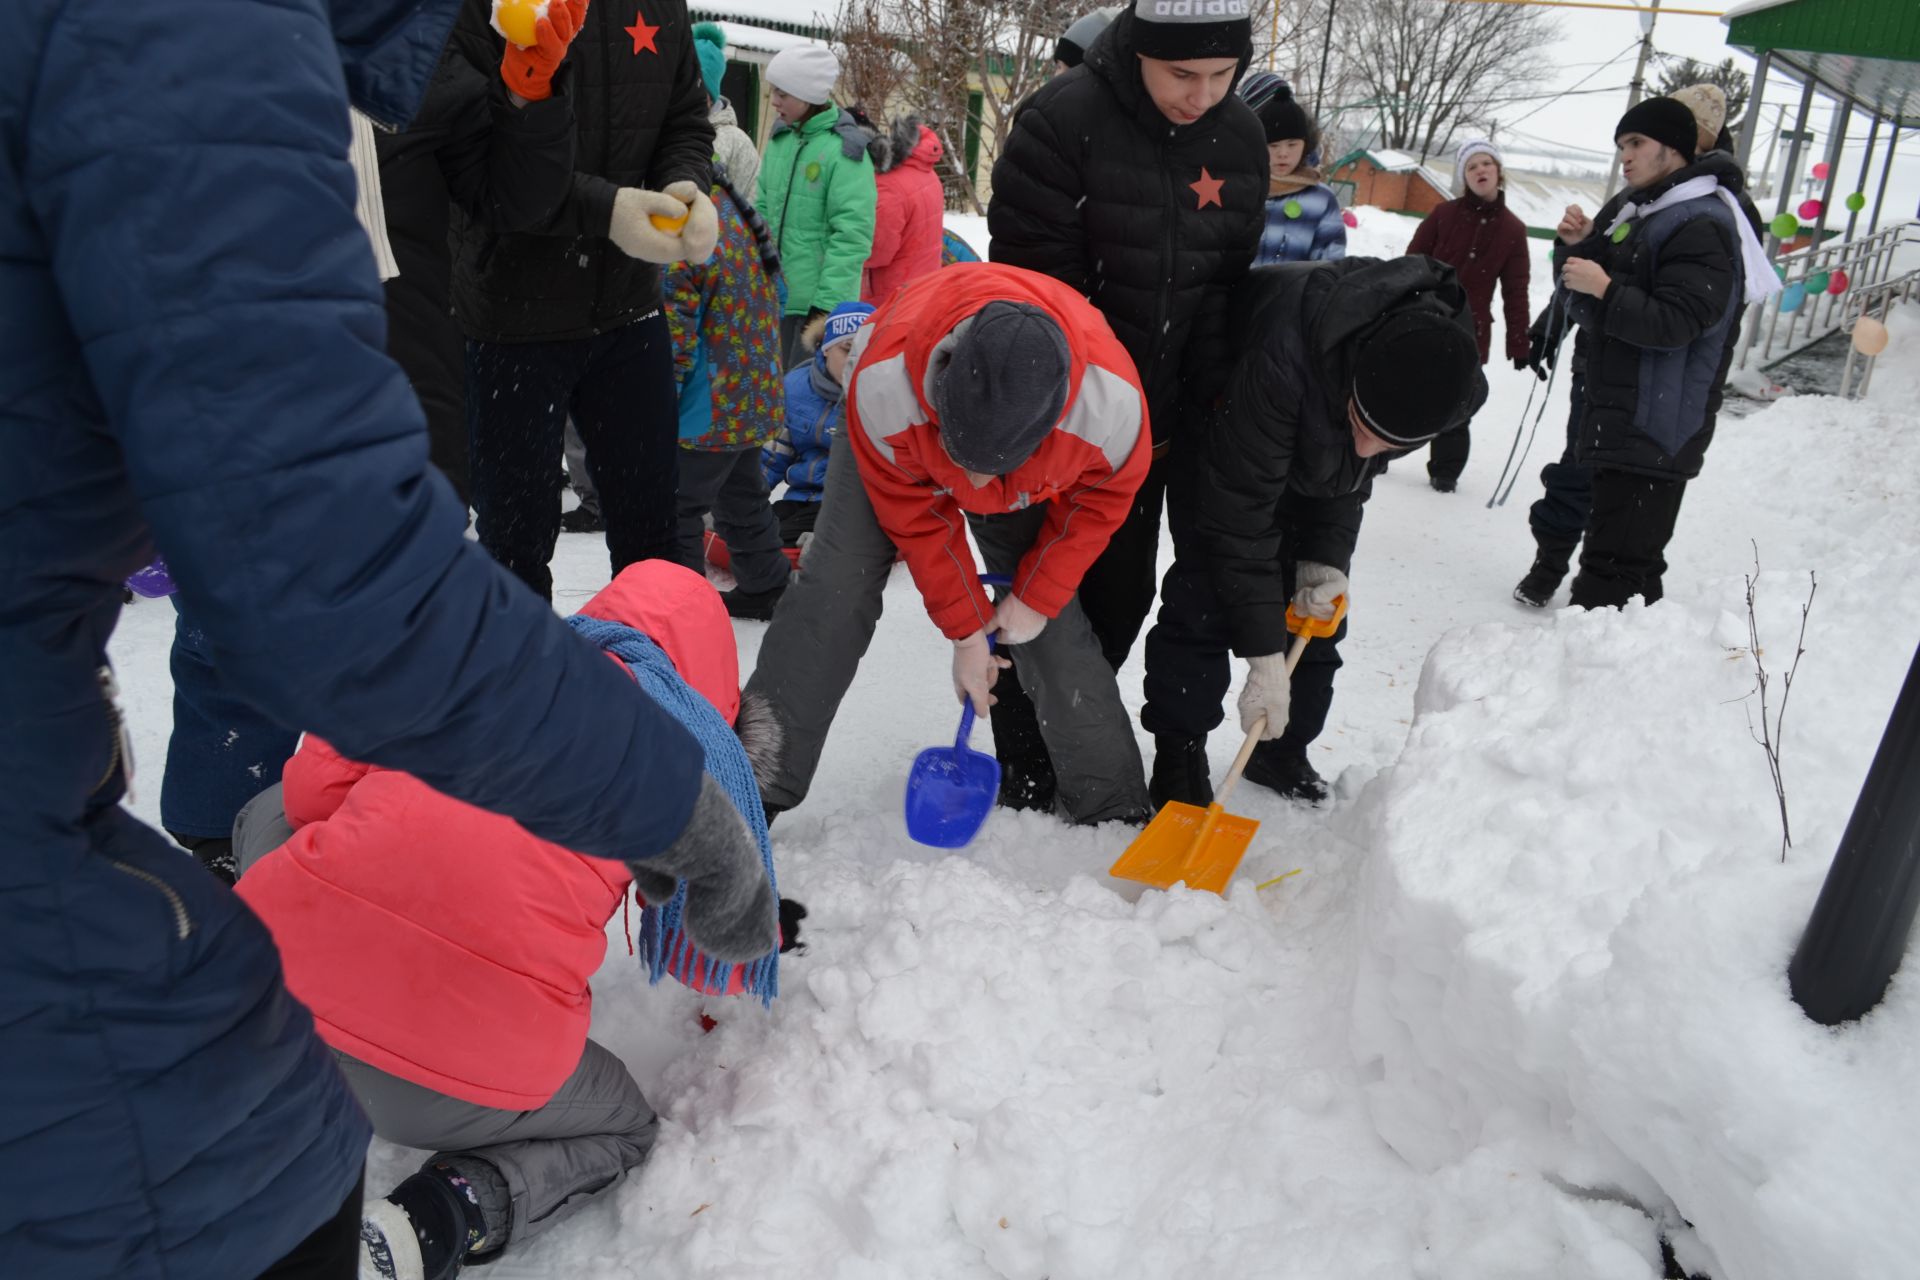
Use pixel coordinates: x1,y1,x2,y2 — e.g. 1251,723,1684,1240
1330,146,1612,238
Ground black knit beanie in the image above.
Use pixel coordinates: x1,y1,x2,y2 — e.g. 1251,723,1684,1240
1615,97,1698,161
1132,0,1253,61
1239,71,1312,144
1350,313,1479,446
931,302,1071,475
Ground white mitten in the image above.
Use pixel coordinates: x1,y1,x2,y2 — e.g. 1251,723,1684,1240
1293,561,1348,620
986,593,1049,646
607,187,692,263
664,180,719,264
1237,652,1293,740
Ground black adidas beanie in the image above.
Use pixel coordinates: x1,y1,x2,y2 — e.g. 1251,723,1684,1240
932,302,1072,475
1350,313,1479,446
1615,96,1698,161
1132,0,1253,62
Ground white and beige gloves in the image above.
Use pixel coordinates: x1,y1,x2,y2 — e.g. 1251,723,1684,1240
607,180,718,264
1238,652,1292,740
1293,561,1348,620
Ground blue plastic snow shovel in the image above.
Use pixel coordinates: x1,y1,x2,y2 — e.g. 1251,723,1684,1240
905,575,1008,848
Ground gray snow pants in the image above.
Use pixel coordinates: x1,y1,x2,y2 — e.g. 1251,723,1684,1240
231,786,659,1251
676,446,789,594
742,439,1148,824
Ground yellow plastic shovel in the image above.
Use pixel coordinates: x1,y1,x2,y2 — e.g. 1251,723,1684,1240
1109,595,1348,895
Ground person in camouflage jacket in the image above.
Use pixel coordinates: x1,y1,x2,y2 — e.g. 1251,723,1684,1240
669,168,792,620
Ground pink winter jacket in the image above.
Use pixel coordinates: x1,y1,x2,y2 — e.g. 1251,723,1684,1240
862,124,946,306
236,562,743,1111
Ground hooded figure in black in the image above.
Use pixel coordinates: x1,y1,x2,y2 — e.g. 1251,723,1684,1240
1516,90,1769,610
1142,256,1486,806
985,0,1267,814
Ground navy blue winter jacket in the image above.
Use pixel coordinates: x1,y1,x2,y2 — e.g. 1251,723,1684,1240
0,2,705,1275
763,358,847,503
1256,180,1347,266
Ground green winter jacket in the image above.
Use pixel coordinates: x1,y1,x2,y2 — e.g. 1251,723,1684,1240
758,104,878,317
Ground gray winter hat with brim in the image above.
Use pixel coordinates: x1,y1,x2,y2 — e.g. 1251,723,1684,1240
930,301,1071,475
1132,0,1253,61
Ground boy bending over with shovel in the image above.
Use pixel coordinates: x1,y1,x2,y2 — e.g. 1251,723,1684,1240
1141,256,1485,808
745,261,1154,827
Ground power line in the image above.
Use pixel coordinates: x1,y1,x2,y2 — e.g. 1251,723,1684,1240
1500,36,1643,129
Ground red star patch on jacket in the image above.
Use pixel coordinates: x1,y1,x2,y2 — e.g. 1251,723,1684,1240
625,11,660,54
1190,168,1224,209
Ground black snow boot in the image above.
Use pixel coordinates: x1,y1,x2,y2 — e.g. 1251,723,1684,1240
386,1158,508,1280
559,504,605,534
1148,735,1212,809
1241,742,1329,805
1512,553,1570,608
721,581,786,622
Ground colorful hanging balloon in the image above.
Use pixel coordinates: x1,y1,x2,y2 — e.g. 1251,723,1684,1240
1852,317,1889,356
1341,209,1359,228
1778,283,1806,313
1806,271,1830,294
1774,262,1788,280
1797,199,1822,221
1811,161,1831,181
1827,270,1849,294
1845,192,1867,213
1770,212,1799,239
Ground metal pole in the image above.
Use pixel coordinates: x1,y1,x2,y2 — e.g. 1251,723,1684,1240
1735,51,1770,171
1773,74,1817,221
1314,0,1338,119
1845,112,1882,243
1603,0,1662,200
1789,643,1920,1027
1815,98,1847,235
1869,125,1901,234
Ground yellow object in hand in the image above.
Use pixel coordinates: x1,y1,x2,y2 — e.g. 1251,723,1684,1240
650,210,689,233
494,0,544,48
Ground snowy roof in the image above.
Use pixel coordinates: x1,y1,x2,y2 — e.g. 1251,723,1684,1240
692,0,835,31
1720,0,1798,20
706,19,820,55
1368,148,1422,171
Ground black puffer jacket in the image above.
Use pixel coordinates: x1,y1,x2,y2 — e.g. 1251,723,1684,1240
987,9,1266,446
448,0,713,342
1556,151,1748,479
1195,256,1486,657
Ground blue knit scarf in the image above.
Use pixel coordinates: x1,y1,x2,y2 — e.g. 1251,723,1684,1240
567,615,779,1005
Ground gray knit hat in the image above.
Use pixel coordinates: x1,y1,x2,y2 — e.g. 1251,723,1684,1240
930,302,1071,475
1132,0,1253,61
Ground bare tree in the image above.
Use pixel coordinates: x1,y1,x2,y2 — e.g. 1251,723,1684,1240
1333,0,1558,158
830,0,914,119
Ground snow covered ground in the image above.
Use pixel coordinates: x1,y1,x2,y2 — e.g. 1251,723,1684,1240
104,214,1920,1278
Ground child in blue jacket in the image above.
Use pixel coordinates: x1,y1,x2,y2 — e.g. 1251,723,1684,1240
761,301,874,547
1239,73,1346,266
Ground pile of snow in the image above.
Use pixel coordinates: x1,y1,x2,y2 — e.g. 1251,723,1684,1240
1349,302,1920,1279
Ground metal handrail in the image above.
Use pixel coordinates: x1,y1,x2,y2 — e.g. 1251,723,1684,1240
1736,219,1920,372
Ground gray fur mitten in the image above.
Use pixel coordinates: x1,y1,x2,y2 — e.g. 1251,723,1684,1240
627,774,778,964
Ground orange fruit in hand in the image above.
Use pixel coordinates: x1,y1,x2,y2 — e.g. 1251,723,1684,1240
494,0,543,48
650,210,689,233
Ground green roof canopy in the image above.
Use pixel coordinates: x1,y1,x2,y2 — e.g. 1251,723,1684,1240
1726,0,1920,127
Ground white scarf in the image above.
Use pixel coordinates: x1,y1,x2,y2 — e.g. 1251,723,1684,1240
1604,173,1782,303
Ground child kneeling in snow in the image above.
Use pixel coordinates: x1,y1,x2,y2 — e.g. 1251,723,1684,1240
232,561,791,1280
760,301,873,548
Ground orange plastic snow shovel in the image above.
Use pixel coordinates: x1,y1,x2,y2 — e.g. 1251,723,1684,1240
1109,595,1348,894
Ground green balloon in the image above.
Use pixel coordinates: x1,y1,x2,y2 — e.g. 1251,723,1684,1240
1282,199,1304,219
1808,271,1830,293
1774,263,1787,279
1846,191,1867,213
1610,222,1632,243
1770,212,1800,239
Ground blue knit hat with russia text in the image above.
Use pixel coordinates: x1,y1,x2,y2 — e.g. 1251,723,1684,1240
819,301,875,355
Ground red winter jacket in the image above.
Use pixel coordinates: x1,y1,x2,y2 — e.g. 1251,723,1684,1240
846,262,1150,639
1406,191,1532,364
863,125,946,306
235,562,743,1111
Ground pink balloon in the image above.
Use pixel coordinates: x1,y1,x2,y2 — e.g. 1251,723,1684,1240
1341,209,1359,228
1798,198,1822,221
1811,161,1831,181
1828,269,1849,294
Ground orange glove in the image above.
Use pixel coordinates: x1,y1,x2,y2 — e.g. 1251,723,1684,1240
500,0,590,103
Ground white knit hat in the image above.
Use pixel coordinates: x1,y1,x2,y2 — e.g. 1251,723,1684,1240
767,43,841,106
1454,137,1502,195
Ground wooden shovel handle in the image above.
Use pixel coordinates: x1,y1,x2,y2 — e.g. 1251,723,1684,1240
1214,632,1312,811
